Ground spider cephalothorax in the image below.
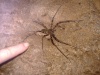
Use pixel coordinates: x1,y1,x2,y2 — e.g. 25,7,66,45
40,28,55,37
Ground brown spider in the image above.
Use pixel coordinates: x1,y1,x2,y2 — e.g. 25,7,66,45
24,5,80,60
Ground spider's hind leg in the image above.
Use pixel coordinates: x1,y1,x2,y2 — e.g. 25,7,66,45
50,36,71,62
52,34,71,46
52,34,77,51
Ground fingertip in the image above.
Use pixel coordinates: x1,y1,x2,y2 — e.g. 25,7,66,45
23,42,29,48
0,43,30,64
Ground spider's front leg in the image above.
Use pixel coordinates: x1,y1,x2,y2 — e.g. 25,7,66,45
33,20,47,29
22,31,37,42
22,29,46,42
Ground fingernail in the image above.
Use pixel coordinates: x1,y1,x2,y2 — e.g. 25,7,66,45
23,43,29,47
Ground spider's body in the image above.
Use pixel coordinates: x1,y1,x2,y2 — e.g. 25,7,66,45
33,5,77,61
41,28,55,36
25,5,79,61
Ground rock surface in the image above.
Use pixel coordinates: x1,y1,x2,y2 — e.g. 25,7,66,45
0,0,100,75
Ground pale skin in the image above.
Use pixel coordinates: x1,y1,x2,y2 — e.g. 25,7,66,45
0,42,29,64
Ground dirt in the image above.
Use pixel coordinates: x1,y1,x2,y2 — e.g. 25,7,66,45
0,0,100,75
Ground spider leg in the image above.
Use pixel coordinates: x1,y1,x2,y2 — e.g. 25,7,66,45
50,5,62,29
53,20,82,30
52,34,77,50
33,20,47,29
42,35,48,50
50,36,70,61
52,34,71,46
22,32,36,42
22,30,45,42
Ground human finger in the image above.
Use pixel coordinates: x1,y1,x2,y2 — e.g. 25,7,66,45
0,43,29,64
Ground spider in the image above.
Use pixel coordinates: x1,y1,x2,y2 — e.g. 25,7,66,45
24,5,80,60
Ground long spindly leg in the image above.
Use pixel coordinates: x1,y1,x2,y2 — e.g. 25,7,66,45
50,5,62,29
52,34,77,50
53,20,77,30
53,20,83,30
33,20,47,29
52,34,71,46
22,30,45,42
22,32,36,42
42,35,48,50
50,36,70,62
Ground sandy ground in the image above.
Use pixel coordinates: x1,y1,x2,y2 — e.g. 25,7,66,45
0,0,100,75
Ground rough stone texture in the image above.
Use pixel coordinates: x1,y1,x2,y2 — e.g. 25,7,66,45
0,0,100,75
